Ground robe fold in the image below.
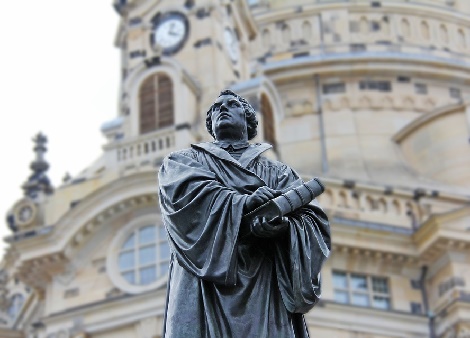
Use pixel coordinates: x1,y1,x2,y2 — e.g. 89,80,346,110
158,142,331,338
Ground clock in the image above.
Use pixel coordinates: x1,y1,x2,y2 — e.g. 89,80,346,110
224,28,239,63
13,200,37,227
151,12,189,55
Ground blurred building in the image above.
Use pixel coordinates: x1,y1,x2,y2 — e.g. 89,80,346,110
2,0,470,337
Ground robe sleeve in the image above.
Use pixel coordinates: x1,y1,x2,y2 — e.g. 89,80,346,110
158,150,247,286
272,167,331,314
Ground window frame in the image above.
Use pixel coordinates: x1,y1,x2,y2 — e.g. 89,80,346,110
332,270,392,310
107,213,170,294
138,73,174,135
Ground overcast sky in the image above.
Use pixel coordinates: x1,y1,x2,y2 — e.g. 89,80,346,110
0,2,120,254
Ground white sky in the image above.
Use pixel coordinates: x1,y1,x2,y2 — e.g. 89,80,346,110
0,2,120,254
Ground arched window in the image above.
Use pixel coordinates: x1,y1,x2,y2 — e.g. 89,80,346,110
458,29,466,48
260,94,276,150
139,74,174,134
8,294,24,319
262,28,271,48
118,224,170,286
401,19,411,38
440,24,449,44
421,21,430,40
359,17,368,34
282,24,291,45
302,21,312,40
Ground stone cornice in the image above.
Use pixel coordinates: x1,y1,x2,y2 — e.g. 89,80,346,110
42,287,167,333
260,51,470,84
252,1,470,26
307,300,429,337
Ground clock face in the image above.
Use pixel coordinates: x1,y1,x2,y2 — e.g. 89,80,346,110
14,202,36,226
151,12,189,55
224,28,239,63
19,206,33,223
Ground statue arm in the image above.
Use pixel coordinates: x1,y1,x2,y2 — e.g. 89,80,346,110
158,151,247,286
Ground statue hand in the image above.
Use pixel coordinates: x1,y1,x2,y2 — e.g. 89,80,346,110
244,186,282,213
250,216,289,238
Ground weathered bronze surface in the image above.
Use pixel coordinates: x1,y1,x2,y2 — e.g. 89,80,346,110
158,90,331,337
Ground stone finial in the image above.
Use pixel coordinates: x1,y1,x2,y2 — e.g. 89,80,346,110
21,132,53,198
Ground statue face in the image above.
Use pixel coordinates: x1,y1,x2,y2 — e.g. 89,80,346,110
210,94,247,141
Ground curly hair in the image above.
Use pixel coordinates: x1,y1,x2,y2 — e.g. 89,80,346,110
206,89,258,140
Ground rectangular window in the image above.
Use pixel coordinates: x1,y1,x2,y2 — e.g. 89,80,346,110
322,83,346,94
350,43,366,52
397,76,411,83
359,80,392,92
411,302,423,314
332,270,391,310
371,21,381,32
450,87,461,99
415,83,428,95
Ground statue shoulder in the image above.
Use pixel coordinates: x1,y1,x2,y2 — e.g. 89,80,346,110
255,156,290,173
167,147,199,160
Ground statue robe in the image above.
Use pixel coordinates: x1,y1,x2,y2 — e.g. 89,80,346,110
158,142,331,338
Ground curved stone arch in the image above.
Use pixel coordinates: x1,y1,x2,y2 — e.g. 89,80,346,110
47,172,161,260
393,102,465,142
126,58,201,136
257,77,284,121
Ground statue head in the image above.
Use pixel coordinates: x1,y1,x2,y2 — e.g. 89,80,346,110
206,89,258,141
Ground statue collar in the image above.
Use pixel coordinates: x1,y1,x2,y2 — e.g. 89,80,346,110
192,142,272,168
213,140,250,150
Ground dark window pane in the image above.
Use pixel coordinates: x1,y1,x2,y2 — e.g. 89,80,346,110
351,274,368,290
372,277,389,293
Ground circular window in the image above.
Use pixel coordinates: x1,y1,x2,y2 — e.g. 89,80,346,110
118,224,170,286
107,214,171,294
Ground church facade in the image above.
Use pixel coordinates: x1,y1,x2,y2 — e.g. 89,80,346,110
2,0,470,337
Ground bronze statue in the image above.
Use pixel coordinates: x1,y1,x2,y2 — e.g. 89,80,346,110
158,89,331,337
